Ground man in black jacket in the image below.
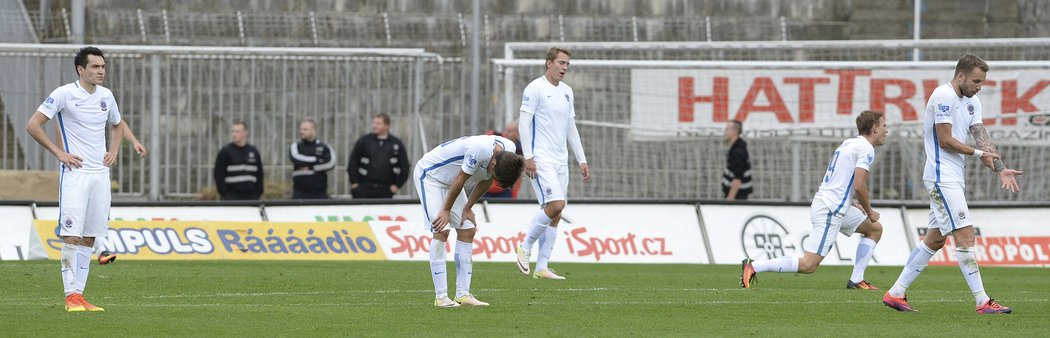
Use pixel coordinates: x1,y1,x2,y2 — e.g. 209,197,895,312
290,119,335,199
722,120,753,200
348,113,409,198
214,120,264,200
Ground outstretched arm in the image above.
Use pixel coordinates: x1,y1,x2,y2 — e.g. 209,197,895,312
970,124,1024,193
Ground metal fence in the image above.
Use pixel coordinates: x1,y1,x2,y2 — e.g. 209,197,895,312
0,44,484,200
492,49,1050,203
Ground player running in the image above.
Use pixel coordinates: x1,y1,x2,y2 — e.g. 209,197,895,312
26,46,145,312
415,135,524,307
882,55,1021,314
515,47,591,280
742,110,887,290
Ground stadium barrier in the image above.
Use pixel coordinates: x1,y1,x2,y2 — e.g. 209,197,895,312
4,200,1049,266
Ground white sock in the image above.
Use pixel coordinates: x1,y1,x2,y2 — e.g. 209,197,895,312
535,226,557,272
889,241,937,297
454,240,473,298
60,244,77,297
956,247,990,306
850,237,877,283
429,238,448,298
753,256,799,273
74,244,92,294
522,210,551,253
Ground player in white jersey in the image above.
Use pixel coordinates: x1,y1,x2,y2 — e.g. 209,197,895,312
25,47,146,312
414,135,524,307
742,110,887,290
883,55,1022,314
514,47,591,280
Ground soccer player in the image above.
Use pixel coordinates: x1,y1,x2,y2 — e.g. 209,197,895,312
25,46,145,312
289,118,335,199
415,135,524,307
882,55,1022,314
741,110,887,290
514,47,591,280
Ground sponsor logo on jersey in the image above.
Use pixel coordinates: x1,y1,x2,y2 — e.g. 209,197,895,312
522,96,530,102
565,94,570,102
45,97,55,104
938,103,950,113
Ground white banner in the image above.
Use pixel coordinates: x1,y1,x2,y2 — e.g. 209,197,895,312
0,206,45,260
905,207,1050,266
34,205,264,222
700,204,912,266
264,204,421,223
371,203,708,264
632,67,1050,139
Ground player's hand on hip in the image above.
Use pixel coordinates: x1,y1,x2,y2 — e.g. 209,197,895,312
998,168,1024,193
461,207,476,228
524,158,537,179
133,142,147,158
59,152,83,170
103,150,119,167
580,163,591,183
431,209,451,232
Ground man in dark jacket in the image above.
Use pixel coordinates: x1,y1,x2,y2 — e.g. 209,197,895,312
214,120,264,200
290,119,335,199
348,113,409,198
722,120,753,200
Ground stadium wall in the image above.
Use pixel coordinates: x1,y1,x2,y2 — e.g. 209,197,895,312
3,200,1050,267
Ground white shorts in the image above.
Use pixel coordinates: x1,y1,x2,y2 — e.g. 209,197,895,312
530,162,569,205
803,200,867,256
414,167,476,233
59,170,112,238
924,181,971,235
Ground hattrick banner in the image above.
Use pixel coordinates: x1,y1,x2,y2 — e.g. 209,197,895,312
631,65,1050,139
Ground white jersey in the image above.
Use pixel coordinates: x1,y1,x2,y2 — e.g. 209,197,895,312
922,83,982,183
417,135,516,188
519,76,586,166
37,81,122,173
813,136,875,208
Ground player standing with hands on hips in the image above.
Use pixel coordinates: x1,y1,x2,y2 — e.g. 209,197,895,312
26,46,146,312
882,55,1022,314
515,47,591,280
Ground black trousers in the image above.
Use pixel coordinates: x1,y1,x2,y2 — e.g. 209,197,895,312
351,183,395,199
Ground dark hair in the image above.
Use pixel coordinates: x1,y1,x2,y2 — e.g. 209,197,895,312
373,113,390,125
232,119,248,130
492,151,524,189
955,54,989,77
729,120,743,133
856,110,884,135
74,46,105,77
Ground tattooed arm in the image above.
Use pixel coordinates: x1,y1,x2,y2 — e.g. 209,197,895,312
969,124,1005,172
970,124,1024,193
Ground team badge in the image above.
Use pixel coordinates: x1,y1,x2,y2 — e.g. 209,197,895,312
100,100,108,111
958,210,967,221
545,188,552,196
63,217,74,229
967,104,974,115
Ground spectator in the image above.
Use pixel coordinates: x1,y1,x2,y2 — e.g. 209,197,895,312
484,119,523,198
289,119,335,199
722,120,753,200
348,113,409,198
214,120,264,200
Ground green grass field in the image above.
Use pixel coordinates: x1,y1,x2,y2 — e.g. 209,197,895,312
1,260,1047,336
